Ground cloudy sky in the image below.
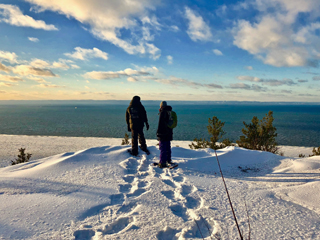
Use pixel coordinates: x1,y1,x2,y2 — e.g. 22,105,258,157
0,0,320,101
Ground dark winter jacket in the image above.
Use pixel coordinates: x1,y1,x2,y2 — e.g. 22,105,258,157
156,105,173,141
126,96,148,130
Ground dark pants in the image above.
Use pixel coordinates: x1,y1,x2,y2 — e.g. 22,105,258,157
159,141,171,164
131,128,147,155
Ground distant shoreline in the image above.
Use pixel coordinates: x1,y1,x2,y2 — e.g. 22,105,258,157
0,100,320,106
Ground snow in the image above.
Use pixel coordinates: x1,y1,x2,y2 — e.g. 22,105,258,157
1,135,320,239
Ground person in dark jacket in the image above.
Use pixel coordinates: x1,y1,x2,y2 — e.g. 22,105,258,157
126,96,150,156
156,101,173,167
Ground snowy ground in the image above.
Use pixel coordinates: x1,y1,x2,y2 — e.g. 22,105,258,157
0,135,320,239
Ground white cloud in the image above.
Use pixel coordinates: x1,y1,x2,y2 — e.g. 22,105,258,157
71,64,80,69
36,83,64,88
0,62,10,72
167,55,173,64
245,66,253,70
155,76,223,89
75,91,111,96
30,59,51,68
137,66,159,75
145,43,160,60
204,83,223,89
52,62,69,70
27,76,47,83
0,4,58,30
84,67,151,80
229,82,266,91
237,75,262,82
83,71,122,80
83,65,223,90
213,49,223,56
185,7,212,42
281,89,292,94
127,77,138,82
230,82,251,89
298,79,308,83
233,0,320,67
0,50,18,63
170,25,179,32
141,15,161,42
313,76,320,81
0,82,15,87
30,58,73,70
25,0,161,59
122,68,149,76
28,37,39,42
262,78,296,86
237,75,296,86
13,65,57,77
0,73,24,82
65,47,108,61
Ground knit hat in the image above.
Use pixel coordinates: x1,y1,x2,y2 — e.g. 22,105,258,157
160,101,167,108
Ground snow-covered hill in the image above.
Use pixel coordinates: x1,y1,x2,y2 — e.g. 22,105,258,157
1,142,320,239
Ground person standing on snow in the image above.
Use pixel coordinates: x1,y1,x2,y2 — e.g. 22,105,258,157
156,101,173,168
126,96,150,156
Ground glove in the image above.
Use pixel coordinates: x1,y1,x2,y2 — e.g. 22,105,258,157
127,125,131,132
146,123,149,131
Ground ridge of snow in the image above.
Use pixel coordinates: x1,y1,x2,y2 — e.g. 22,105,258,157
1,143,320,239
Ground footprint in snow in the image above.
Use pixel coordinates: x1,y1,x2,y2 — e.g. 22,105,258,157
180,185,196,197
127,188,146,198
119,184,132,193
185,196,201,209
116,202,138,215
137,180,148,188
161,190,175,200
110,193,125,205
172,176,185,183
123,175,135,183
102,216,134,235
169,204,189,221
162,179,176,188
156,226,179,240
73,229,95,240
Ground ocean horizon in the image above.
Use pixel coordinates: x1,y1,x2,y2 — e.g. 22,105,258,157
1,100,320,147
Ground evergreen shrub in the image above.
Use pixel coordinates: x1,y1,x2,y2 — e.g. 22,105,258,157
121,133,131,145
11,148,32,165
236,111,279,154
190,116,233,150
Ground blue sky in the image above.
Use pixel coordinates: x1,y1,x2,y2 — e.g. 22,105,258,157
0,0,320,101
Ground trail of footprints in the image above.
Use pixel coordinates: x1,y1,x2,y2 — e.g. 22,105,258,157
74,153,153,239
156,169,217,239
74,152,219,239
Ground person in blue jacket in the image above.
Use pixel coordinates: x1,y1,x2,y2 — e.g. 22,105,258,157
156,101,173,168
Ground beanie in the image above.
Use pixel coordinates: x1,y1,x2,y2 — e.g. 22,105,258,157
160,101,167,108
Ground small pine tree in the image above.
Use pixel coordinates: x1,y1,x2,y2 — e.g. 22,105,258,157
221,138,233,147
11,148,32,165
189,116,231,150
189,138,209,149
309,146,320,156
207,116,226,150
121,133,131,145
237,111,279,154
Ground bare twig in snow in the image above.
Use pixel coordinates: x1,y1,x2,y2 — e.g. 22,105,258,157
214,150,243,240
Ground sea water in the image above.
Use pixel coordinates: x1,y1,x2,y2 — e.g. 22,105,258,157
0,101,319,147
